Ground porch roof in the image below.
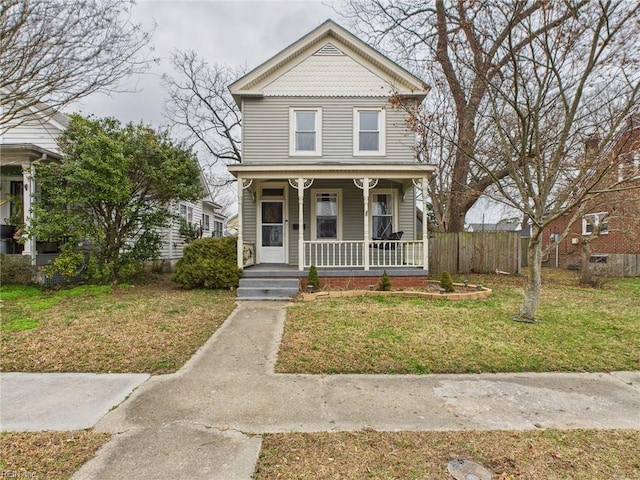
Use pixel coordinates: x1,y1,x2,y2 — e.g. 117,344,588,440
0,143,62,166
227,162,436,180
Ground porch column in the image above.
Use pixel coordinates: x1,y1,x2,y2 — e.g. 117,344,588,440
297,176,304,271
22,164,36,265
236,175,243,269
422,177,429,272
363,177,370,271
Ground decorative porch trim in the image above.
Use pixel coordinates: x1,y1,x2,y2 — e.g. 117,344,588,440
288,178,314,190
353,178,378,189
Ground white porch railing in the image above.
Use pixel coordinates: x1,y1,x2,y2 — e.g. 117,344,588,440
304,241,364,268
303,240,424,268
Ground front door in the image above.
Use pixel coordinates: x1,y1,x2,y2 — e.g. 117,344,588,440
260,200,285,263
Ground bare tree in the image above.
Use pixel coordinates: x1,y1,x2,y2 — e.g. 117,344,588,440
0,0,154,132
342,0,590,232
481,1,640,320
162,51,244,172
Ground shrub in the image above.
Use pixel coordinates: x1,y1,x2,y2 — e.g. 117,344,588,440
172,237,242,289
439,271,455,292
0,254,35,284
307,265,320,291
378,270,391,291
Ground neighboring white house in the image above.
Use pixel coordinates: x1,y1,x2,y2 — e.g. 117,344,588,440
158,177,226,269
1,101,225,270
227,20,436,275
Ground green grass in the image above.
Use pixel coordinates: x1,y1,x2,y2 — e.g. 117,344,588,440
278,271,640,374
0,277,237,373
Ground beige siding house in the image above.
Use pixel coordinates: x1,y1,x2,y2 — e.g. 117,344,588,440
228,20,435,277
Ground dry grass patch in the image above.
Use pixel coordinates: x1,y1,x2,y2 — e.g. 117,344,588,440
0,278,236,374
278,271,640,374
255,429,640,479
0,430,110,480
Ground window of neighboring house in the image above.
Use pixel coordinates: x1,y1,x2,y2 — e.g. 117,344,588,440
370,192,396,239
290,108,322,156
179,204,194,223
312,190,341,240
202,214,210,232
582,212,608,235
213,220,224,238
354,108,385,155
618,151,640,181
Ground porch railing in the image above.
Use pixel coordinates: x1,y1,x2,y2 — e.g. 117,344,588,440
303,240,424,269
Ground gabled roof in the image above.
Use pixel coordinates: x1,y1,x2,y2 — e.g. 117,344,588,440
228,19,429,106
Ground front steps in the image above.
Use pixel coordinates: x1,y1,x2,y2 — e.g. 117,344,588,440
237,277,300,300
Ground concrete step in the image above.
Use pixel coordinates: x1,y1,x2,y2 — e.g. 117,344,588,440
237,277,300,300
239,278,300,289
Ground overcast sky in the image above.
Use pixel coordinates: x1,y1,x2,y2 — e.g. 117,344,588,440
70,0,337,127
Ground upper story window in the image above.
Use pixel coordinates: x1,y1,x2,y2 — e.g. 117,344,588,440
354,108,385,156
202,213,210,232
582,212,608,235
290,108,322,156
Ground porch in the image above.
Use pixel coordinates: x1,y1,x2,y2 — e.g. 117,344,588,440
228,162,437,273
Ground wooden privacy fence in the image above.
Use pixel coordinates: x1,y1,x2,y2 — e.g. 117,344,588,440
429,232,522,274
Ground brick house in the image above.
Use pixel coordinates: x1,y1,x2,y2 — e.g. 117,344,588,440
542,116,640,275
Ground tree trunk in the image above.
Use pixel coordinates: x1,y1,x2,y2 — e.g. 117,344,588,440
579,239,594,285
519,232,543,321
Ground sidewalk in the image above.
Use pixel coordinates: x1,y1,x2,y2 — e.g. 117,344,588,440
2,301,639,480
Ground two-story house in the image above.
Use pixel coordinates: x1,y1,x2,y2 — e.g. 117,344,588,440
228,20,436,291
542,115,640,276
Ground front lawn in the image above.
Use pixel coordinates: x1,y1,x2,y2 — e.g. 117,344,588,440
0,278,237,374
278,271,640,374
255,429,640,479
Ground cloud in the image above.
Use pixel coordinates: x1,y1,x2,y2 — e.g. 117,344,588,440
68,0,336,127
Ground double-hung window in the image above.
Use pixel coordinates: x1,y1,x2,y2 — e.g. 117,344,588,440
354,108,385,155
202,213,210,232
290,108,322,156
371,193,395,239
312,190,341,240
179,204,193,223
582,212,608,235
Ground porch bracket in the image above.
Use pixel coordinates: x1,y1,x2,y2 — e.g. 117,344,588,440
288,178,314,190
353,178,378,190
242,178,255,202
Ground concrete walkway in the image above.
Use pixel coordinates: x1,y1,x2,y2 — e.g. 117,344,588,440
67,301,640,480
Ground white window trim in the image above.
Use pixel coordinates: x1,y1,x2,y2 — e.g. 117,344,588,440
310,188,343,241
369,189,399,239
353,107,386,156
582,211,609,235
289,107,322,156
202,213,210,232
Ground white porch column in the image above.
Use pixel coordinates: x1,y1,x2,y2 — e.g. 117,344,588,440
422,177,429,271
22,164,36,265
236,175,243,269
297,177,304,271
363,177,370,271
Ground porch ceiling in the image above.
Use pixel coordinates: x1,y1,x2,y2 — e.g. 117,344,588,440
227,162,436,180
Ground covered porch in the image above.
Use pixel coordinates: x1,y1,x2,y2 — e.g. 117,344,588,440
0,144,62,263
228,162,436,272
